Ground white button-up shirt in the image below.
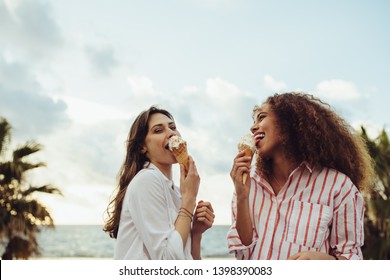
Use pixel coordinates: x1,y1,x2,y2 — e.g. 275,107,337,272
114,163,192,259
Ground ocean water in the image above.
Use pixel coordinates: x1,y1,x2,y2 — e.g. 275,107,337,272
37,225,232,259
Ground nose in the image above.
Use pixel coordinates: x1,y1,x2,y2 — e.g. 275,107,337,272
250,123,258,134
167,129,178,139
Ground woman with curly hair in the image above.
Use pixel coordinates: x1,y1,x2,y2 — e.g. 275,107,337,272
228,92,374,260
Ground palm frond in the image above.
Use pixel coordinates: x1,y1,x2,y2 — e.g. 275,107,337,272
0,117,12,157
22,184,63,197
0,161,45,184
18,161,46,172
13,142,43,161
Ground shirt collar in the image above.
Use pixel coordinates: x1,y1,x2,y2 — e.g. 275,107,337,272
299,161,313,173
144,162,176,189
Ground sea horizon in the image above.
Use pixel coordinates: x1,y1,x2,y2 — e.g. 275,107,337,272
36,224,233,260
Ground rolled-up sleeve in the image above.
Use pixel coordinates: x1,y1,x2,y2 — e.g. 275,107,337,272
127,171,185,260
227,192,258,260
331,180,365,260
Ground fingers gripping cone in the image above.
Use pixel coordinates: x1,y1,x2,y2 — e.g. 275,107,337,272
237,134,256,184
168,136,189,172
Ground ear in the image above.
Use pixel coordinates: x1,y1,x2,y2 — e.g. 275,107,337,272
141,146,147,154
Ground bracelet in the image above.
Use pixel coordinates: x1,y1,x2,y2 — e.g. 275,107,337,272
180,207,193,217
179,209,193,219
177,213,192,221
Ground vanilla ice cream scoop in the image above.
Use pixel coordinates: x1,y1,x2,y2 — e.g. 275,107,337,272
238,134,256,153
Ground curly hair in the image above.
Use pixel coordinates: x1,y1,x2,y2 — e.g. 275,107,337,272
254,92,374,191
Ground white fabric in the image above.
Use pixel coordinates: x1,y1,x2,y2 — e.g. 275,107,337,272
114,163,192,259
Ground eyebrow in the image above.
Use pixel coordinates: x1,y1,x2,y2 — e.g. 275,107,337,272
150,121,175,130
254,111,267,120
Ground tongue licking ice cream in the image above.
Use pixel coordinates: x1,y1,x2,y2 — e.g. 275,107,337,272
238,134,256,184
168,135,189,171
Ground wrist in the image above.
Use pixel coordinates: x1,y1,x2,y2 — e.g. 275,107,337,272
181,200,196,213
191,231,202,240
236,196,249,205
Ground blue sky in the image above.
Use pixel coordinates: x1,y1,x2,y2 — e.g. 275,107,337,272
0,0,389,225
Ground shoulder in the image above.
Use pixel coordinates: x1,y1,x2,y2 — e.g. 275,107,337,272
135,167,164,182
315,166,350,183
317,167,359,194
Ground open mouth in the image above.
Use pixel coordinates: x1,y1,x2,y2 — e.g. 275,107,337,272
255,132,265,141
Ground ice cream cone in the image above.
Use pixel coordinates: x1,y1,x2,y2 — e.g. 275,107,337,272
237,134,256,184
240,146,254,184
168,135,189,171
171,142,189,171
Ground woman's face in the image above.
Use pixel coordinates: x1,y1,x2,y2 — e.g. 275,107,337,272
142,113,180,168
251,103,282,159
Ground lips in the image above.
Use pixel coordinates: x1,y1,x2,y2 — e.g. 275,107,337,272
254,132,265,145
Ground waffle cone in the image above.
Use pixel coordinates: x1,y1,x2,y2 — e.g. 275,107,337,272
239,146,254,184
171,142,189,171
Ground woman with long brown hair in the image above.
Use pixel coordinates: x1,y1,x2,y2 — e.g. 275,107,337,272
228,92,374,260
104,106,214,259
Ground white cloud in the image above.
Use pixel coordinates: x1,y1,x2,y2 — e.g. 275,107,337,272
206,77,241,100
179,85,199,96
60,95,128,125
263,75,287,92
316,79,361,101
127,75,157,97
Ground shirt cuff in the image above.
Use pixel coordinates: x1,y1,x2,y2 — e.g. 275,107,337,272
164,230,186,260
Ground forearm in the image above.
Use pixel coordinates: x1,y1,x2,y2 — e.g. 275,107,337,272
236,197,253,245
174,199,196,247
191,232,202,260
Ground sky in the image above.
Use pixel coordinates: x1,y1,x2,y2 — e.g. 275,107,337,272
0,0,389,225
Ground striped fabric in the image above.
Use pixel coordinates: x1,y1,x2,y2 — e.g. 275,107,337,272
227,163,365,260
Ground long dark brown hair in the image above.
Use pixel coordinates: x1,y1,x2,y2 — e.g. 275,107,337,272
254,92,374,190
103,106,174,238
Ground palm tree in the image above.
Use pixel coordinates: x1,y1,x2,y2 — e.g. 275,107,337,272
360,126,390,259
0,117,62,259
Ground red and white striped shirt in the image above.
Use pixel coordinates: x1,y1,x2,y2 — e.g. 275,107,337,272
227,163,365,260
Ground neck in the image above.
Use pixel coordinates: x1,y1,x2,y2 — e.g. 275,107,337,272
152,161,173,180
270,155,298,192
